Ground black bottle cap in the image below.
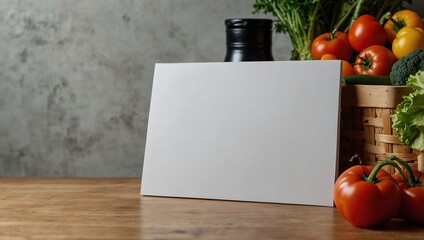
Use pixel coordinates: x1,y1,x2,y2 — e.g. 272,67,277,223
225,18,273,46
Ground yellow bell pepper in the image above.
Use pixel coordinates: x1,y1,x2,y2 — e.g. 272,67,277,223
392,27,424,60
384,10,424,43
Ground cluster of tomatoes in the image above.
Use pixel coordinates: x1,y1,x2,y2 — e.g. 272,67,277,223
311,9,424,77
334,156,424,228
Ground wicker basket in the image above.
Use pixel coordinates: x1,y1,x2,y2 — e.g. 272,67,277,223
339,85,418,174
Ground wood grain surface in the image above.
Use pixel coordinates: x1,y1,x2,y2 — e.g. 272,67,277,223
0,178,423,240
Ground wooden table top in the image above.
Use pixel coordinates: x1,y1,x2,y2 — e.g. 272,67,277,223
0,178,423,239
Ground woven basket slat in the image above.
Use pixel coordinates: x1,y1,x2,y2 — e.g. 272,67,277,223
382,109,392,134
376,153,418,161
374,109,384,157
341,85,411,108
362,116,384,127
363,143,386,154
375,134,401,144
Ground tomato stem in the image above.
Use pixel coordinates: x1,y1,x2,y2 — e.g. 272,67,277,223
348,154,363,165
365,159,404,184
385,155,423,187
355,54,372,70
325,29,339,41
348,154,369,177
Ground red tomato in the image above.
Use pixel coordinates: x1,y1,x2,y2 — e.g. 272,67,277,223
320,54,353,77
341,60,354,77
348,15,387,52
354,45,396,76
393,170,424,224
311,31,353,61
334,164,401,228
320,53,337,60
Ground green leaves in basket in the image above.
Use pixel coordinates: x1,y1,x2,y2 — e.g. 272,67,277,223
406,70,424,93
392,71,424,151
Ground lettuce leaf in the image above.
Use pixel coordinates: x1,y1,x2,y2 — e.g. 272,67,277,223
406,70,424,93
392,71,424,151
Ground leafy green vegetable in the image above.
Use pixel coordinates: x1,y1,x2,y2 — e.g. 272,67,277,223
253,0,408,60
392,71,424,151
253,0,324,60
406,69,424,92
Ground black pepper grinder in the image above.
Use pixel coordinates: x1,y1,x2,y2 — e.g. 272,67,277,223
224,18,274,62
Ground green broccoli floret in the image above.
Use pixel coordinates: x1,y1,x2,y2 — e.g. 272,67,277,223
390,49,424,86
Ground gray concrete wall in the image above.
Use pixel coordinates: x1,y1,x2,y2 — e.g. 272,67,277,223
0,0,291,176
409,1,424,17
0,0,422,176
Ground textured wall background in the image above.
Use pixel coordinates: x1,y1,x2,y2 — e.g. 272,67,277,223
0,1,422,176
0,0,291,176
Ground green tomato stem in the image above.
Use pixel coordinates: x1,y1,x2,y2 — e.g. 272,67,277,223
365,158,404,184
325,29,338,41
385,155,423,187
356,54,372,71
348,154,364,165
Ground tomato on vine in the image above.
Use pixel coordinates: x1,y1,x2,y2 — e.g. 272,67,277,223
320,54,354,77
348,15,387,53
393,170,424,224
354,45,396,76
334,155,402,228
391,156,424,225
311,30,353,61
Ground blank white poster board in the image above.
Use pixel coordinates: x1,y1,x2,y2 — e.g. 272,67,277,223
141,61,341,207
